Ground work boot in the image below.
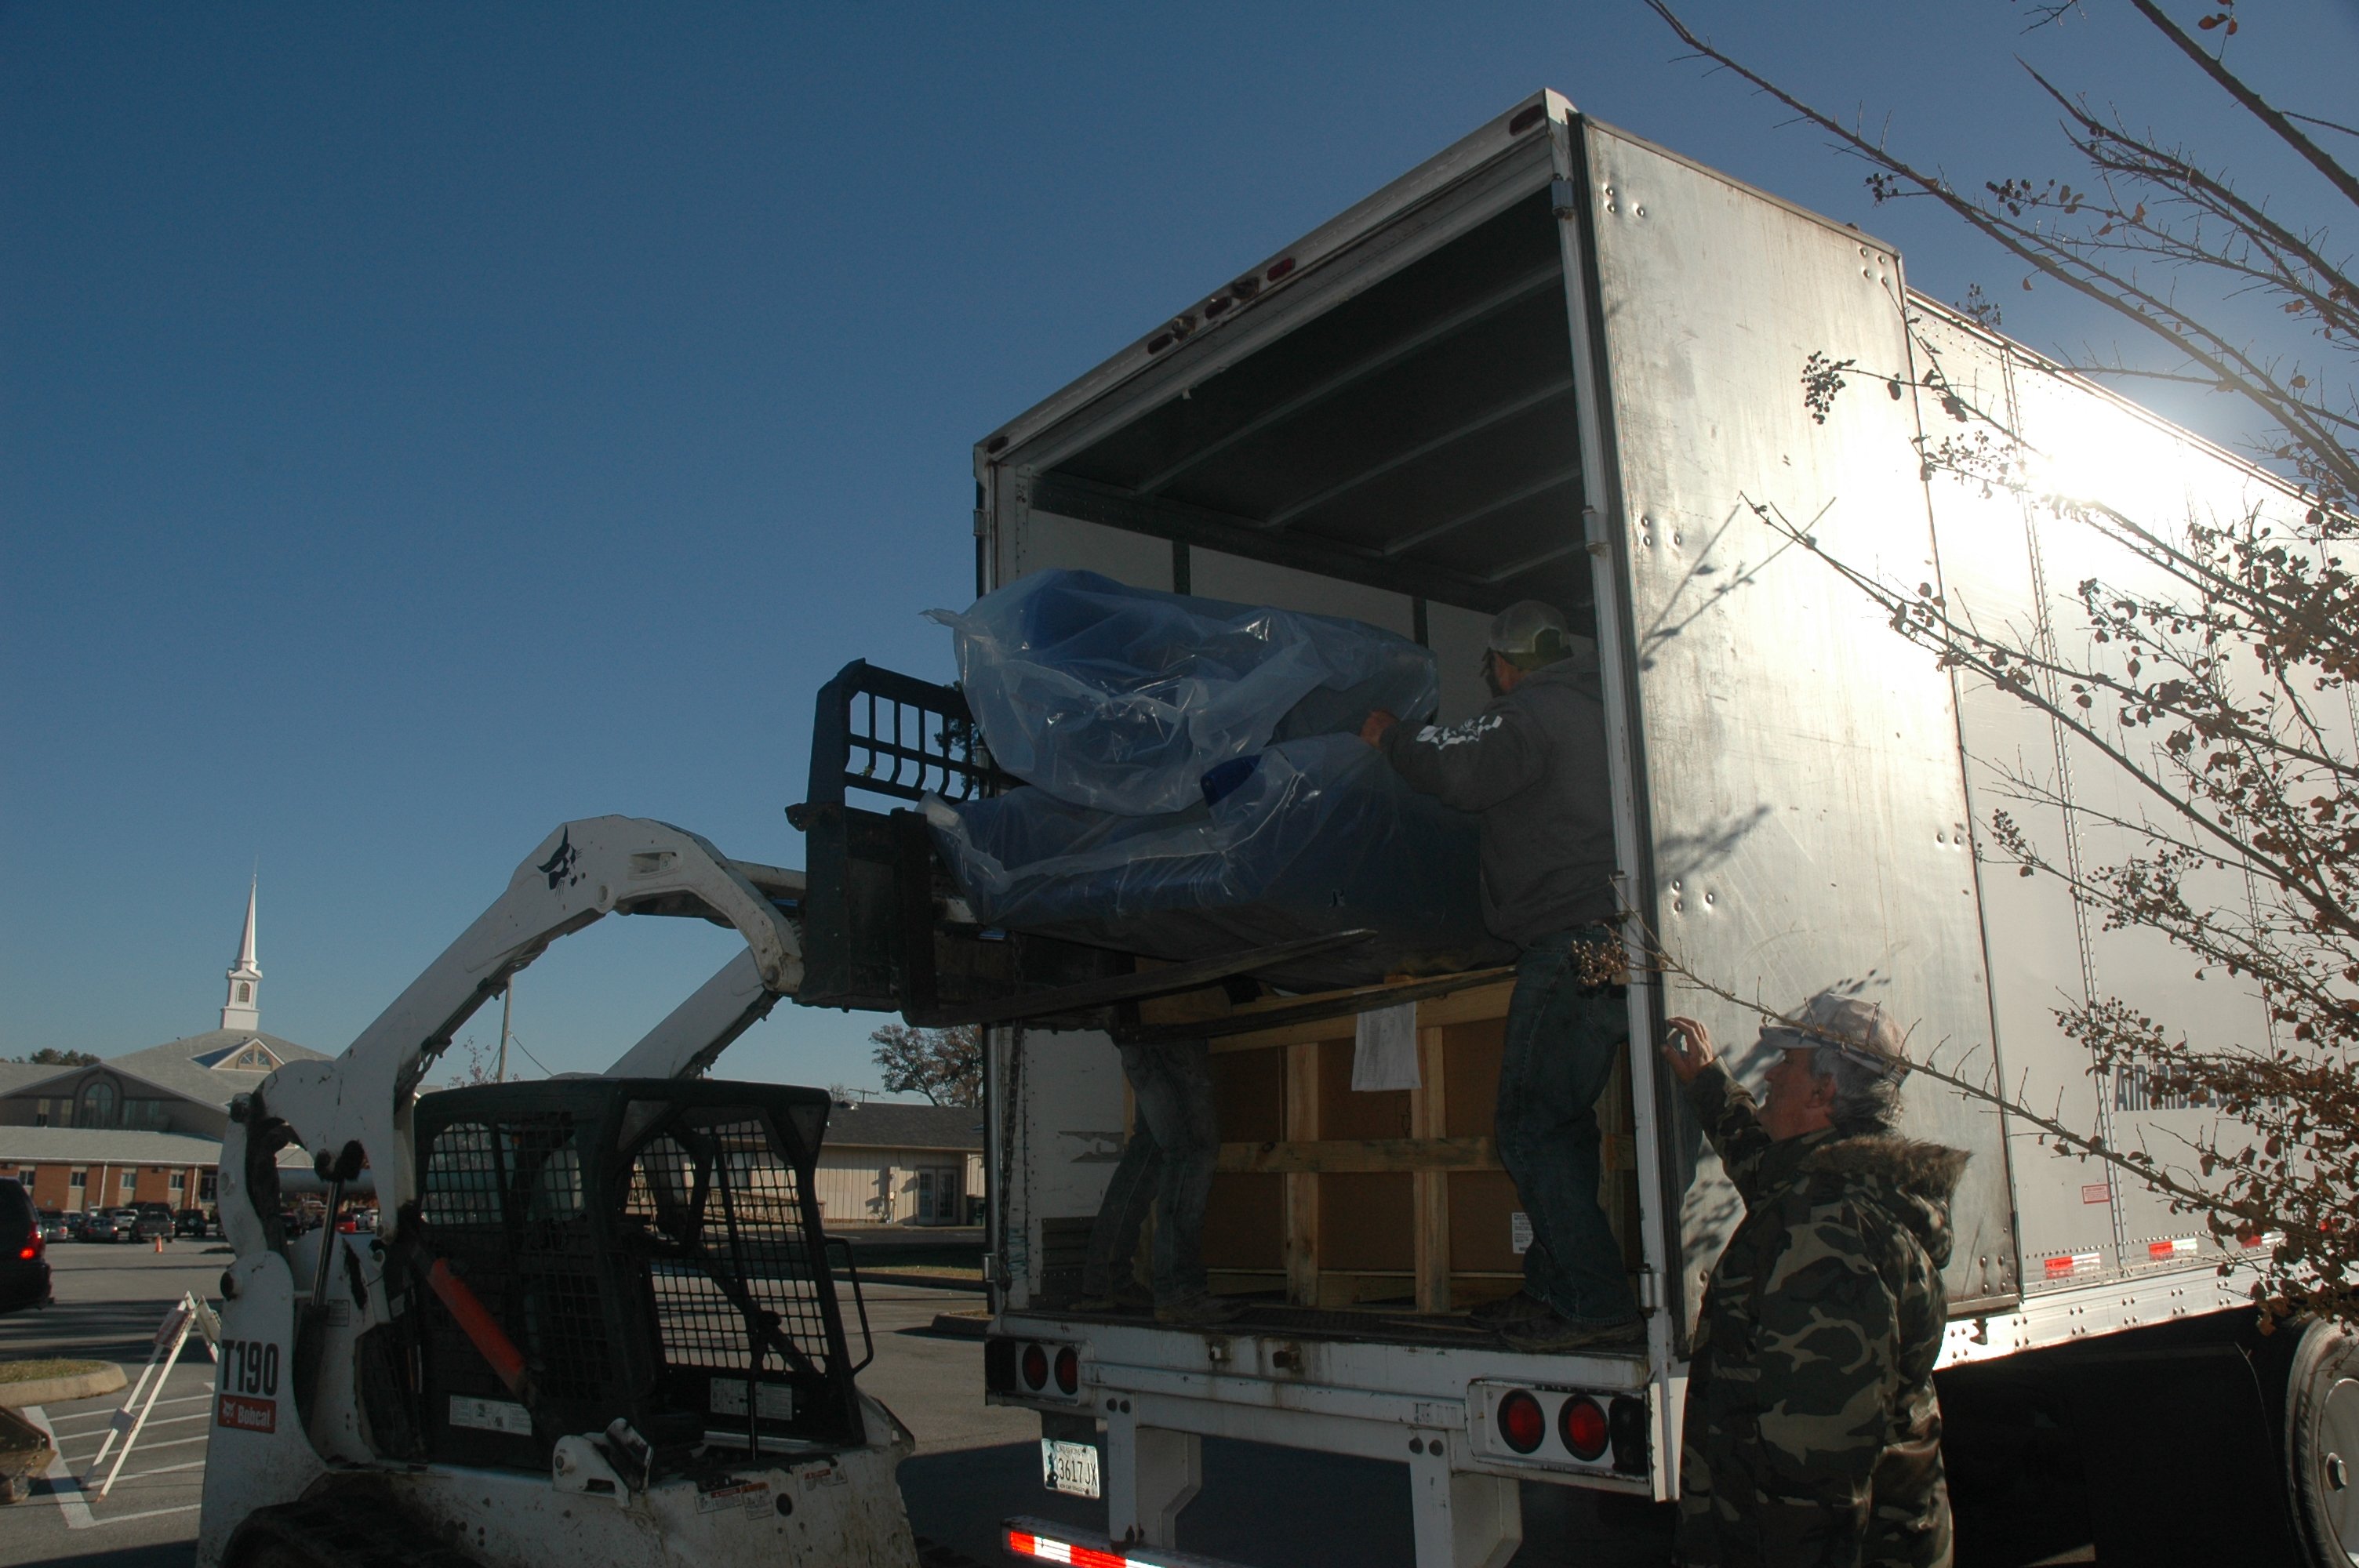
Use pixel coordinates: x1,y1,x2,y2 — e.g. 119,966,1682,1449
1154,1293,1245,1327
1467,1290,1553,1326
1499,1311,1644,1352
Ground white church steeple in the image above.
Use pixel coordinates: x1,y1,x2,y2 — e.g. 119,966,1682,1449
221,877,261,1032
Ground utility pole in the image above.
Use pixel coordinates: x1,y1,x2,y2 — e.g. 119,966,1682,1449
496,980,513,1084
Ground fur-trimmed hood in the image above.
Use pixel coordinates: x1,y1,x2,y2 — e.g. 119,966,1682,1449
1799,1134,1971,1269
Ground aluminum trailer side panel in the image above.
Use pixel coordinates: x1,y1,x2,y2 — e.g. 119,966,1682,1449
1909,302,2320,1291
1575,121,2018,1330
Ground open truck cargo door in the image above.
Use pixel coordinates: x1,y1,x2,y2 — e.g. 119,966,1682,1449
1568,119,2019,1331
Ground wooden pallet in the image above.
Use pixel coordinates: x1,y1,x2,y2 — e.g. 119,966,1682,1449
1132,973,1640,1314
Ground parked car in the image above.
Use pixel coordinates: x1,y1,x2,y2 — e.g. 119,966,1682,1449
173,1208,209,1238
36,1210,70,1244
89,1208,137,1243
0,1185,50,1312
132,1203,173,1243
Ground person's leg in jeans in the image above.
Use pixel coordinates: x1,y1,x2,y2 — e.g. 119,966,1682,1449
1081,1058,1165,1307
1130,1038,1219,1307
1493,929,1639,1327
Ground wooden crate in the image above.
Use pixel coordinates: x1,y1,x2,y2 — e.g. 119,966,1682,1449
1136,976,1640,1314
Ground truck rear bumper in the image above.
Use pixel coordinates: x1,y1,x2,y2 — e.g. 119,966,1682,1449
987,1309,1661,1496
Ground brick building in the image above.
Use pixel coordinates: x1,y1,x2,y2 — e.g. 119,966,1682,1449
0,880,325,1214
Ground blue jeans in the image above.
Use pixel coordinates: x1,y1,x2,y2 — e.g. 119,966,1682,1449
1083,1039,1218,1305
1497,928,1638,1324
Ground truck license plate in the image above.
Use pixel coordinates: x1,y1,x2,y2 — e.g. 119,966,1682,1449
1041,1438,1101,1499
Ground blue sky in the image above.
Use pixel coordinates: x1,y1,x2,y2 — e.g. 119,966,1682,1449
5,2,2350,1094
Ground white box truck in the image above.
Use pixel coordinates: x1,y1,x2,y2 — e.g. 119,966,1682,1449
796,89,2344,1568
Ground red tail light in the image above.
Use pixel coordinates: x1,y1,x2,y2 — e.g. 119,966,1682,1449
1020,1342,1049,1392
1559,1395,1608,1461
17,1238,40,1261
1054,1346,1079,1396
1005,1527,1125,1568
1498,1389,1545,1454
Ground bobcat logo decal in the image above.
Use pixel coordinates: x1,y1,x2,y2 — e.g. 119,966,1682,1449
537,829,583,891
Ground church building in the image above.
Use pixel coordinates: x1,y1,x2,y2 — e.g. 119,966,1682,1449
0,881,328,1214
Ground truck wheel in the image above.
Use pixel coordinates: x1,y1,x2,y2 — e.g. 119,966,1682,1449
2287,1319,2359,1567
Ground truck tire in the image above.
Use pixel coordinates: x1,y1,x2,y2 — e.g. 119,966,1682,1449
2286,1319,2359,1567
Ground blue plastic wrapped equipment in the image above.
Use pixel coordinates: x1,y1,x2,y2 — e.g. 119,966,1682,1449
927,569,1439,816
926,734,1510,989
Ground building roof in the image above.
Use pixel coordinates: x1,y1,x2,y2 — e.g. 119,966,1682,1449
0,1127,224,1164
104,1030,330,1110
0,1126,309,1169
0,1063,62,1096
0,1031,331,1112
822,1100,983,1152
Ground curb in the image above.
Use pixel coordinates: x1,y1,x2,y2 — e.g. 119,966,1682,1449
0,1364,127,1408
861,1272,987,1293
927,1312,992,1339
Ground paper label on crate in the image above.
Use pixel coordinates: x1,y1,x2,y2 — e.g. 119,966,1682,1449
449,1395,533,1435
1350,1002,1421,1092
1510,1211,1532,1255
2081,1182,2110,1205
709,1378,794,1421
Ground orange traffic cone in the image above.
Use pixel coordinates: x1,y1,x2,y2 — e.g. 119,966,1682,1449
151,1235,162,1254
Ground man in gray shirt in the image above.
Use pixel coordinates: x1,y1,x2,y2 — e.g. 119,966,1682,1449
1360,600,1637,1350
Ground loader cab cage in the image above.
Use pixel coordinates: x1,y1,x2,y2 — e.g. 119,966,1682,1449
401,1078,863,1473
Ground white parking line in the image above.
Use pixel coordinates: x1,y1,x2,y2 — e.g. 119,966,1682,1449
49,1393,213,1427
18,1407,95,1530
113,1459,206,1480
56,1410,213,1442
61,1432,211,1461
86,1504,202,1528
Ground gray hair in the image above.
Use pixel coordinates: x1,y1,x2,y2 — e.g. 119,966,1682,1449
1806,1043,1904,1134
1771,990,1910,1135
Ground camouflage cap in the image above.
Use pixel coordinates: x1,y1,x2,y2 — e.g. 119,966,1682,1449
1761,991,1909,1078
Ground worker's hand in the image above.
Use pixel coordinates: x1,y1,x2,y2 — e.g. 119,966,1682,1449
1660,1016,1716,1084
1358,710,1398,746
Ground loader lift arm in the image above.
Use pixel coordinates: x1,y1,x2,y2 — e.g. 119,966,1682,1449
220,815,809,1258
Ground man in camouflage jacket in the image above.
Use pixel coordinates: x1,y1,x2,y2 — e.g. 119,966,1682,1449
1659,993,1968,1568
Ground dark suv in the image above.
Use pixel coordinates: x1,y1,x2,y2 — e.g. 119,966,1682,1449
173,1208,209,1238
0,1183,51,1312
133,1203,173,1243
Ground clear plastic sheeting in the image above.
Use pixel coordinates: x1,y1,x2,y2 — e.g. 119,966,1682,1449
926,735,1510,989
928,569,1439,816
